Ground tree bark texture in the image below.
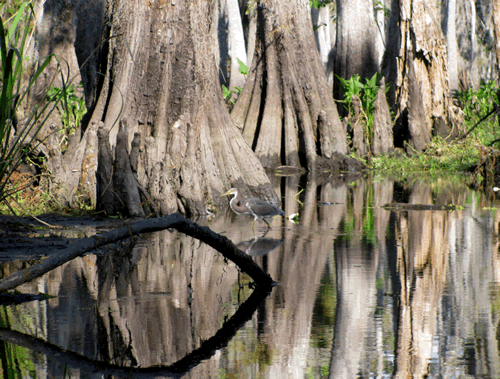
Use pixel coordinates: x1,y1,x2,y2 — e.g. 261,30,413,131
333,0,381,102
311,5,336,86
452,0,498,88
443,0,459,90
32,0,279,216
383,0,461,153
491,0,500,76
372,77,394,155
231,0,347,172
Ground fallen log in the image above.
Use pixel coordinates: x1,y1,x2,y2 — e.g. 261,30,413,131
0,213,276,292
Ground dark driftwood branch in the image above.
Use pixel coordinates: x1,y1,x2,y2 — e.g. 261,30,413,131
0,213,275,292
0,286,270,377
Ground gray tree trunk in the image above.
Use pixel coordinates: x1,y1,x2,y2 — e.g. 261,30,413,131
32,0,277,216
226,0,247,90
452,0,498,88
334,0,381,102
88,0,277,216
443,0,459,90
32,0,96,206
231,0,348,172
494,1,500,74
383,0,461,152
372,77,394,156
311,5,335,86
218,0,248,90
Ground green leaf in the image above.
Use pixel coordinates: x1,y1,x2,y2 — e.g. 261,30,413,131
7,2,28,42
237,58,248,76
222,84,231,99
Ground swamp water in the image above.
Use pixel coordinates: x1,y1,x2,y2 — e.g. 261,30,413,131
1,174,500,378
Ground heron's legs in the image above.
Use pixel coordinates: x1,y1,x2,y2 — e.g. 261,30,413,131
251,218,271,234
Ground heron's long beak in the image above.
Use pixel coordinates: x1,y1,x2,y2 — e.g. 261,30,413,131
219,190,232,197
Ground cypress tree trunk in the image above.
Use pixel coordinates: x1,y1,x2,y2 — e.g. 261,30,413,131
333,0,381,103
231,0,348,172
32,0,278,216
383,0,461,151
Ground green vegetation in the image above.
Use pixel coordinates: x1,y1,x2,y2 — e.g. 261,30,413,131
337,73,387,154
222,84,242,110
453,79,499,146
0,2,58,209
370,136,481,173
310,0,334,9
46,82,87,151
362,185,376,246
335,73,498,175
222,59,247,111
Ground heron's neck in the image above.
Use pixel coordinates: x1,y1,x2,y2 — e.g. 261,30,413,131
230,194,240,207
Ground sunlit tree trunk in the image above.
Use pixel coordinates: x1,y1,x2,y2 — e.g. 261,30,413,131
226,0,247,90
443,0,459,90
218,0,248,90
92,0,279,216
453,0,497,88
231,0,347,171
494,1,500,74
383,0,460,152
311,5,335,86
333,0,381,102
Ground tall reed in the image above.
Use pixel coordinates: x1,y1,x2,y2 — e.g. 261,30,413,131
0,1,58,205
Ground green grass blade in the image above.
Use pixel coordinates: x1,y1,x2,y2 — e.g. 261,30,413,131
0,14,8,62
6,2,28,42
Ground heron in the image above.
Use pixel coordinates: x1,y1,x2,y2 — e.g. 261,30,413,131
220,188,285,229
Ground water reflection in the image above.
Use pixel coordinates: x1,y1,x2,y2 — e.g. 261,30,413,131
236,236,283,257
1,174,500,378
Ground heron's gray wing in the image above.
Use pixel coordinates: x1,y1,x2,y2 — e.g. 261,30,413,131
246,199,284,218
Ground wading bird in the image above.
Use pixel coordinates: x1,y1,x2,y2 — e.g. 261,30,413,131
220,188,285,229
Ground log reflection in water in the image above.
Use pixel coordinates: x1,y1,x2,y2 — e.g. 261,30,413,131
0,285,271,377
0,213,275,292
2,175,499,377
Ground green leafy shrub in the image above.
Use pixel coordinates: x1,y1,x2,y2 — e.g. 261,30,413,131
310,0,334,9
222,84,242,110
454,79,499,146
337,73,387,152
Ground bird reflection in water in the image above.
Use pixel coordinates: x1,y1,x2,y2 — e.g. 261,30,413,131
219,188,285,230
236,235,284,257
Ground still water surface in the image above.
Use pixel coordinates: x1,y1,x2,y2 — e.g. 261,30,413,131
1,174,500,378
